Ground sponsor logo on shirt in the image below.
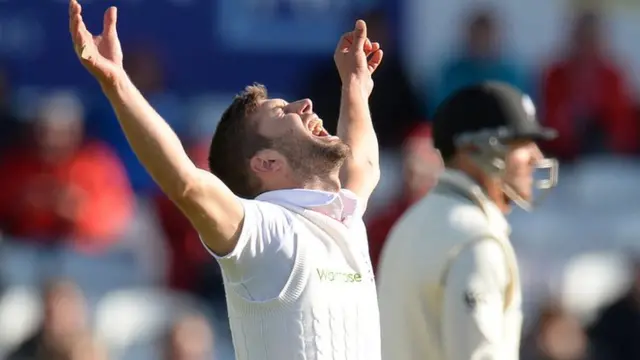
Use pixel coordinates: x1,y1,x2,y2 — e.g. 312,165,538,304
316,268,362,283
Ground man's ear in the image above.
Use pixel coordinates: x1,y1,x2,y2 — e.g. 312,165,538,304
250,149,286,174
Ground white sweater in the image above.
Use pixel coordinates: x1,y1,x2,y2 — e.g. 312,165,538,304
377,170,522,360
204,189,380,360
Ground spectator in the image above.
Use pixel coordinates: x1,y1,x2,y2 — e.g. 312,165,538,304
0,91,133,253
302,8,424,149
521,301,604,360
540,10,638,160
434,8,526,106
367,124,441,272
589,259,640,360
164,314,214,360
7,280,88,360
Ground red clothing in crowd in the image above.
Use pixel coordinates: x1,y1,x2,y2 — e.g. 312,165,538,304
0,141,133,252
367,123,441,273
542,58,638,159
367,197,413,273
155,192,210,291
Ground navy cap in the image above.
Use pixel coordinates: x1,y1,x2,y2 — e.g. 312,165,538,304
432,81,557,160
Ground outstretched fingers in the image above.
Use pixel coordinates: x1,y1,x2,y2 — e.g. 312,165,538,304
69,0,91,48
103,6,118,36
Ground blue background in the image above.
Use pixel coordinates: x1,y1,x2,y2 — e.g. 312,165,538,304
0,0,395,95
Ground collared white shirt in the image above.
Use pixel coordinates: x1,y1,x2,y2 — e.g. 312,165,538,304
200,188,380,360
203,188,364,302
256,188,361,225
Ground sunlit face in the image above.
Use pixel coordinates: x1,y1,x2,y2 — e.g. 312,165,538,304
250,98,350,184
502,140,544,202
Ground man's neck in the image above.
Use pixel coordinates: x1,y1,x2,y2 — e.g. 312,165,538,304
264,172,341,194
301,174,341,193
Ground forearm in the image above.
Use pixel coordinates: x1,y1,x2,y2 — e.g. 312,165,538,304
337,81,380,185
101,74,197,198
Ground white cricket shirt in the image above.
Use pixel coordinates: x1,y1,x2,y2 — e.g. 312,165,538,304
377,169,522,360
201,189,380,360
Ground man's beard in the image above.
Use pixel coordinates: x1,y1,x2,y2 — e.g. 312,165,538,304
272,132,350,183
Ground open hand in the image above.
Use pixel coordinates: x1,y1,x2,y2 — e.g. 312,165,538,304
69,0,124,85
334,20,384,97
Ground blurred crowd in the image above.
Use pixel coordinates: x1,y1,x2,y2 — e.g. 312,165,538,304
1,3,640,360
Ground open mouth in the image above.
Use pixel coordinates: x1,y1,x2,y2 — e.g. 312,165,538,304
306,118,330,138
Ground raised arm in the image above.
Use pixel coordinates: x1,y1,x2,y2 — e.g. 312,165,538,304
334,20,384,207
68,0,242,255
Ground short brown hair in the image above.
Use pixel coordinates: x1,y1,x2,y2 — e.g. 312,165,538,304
208,84,271,198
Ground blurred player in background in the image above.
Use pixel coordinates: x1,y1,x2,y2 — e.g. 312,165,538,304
68,1,383,359
377,82,559,360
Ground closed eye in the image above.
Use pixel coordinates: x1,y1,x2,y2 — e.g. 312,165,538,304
271,106,285,117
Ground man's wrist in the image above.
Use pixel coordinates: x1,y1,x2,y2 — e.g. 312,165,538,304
100,69,132,98
341,79,367,99
341,75,363,90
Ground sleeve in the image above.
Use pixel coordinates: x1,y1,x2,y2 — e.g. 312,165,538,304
200,199,297,302
442,240,510,360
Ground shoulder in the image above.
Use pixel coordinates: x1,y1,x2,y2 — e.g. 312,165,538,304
543,60,568,79
338,188,367,219
208,198,298,262
598,57,624,73
412,192,489,233
76,140,121,164
448,201,492,233
239,198,297,233
599,60,628,84
387,193,495,260
82,140,116,154
457,240,507,266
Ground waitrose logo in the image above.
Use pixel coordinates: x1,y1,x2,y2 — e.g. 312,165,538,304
316,268,362,283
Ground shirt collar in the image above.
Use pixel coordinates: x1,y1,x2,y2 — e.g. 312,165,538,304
256,188,360,223
438,169,511,236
